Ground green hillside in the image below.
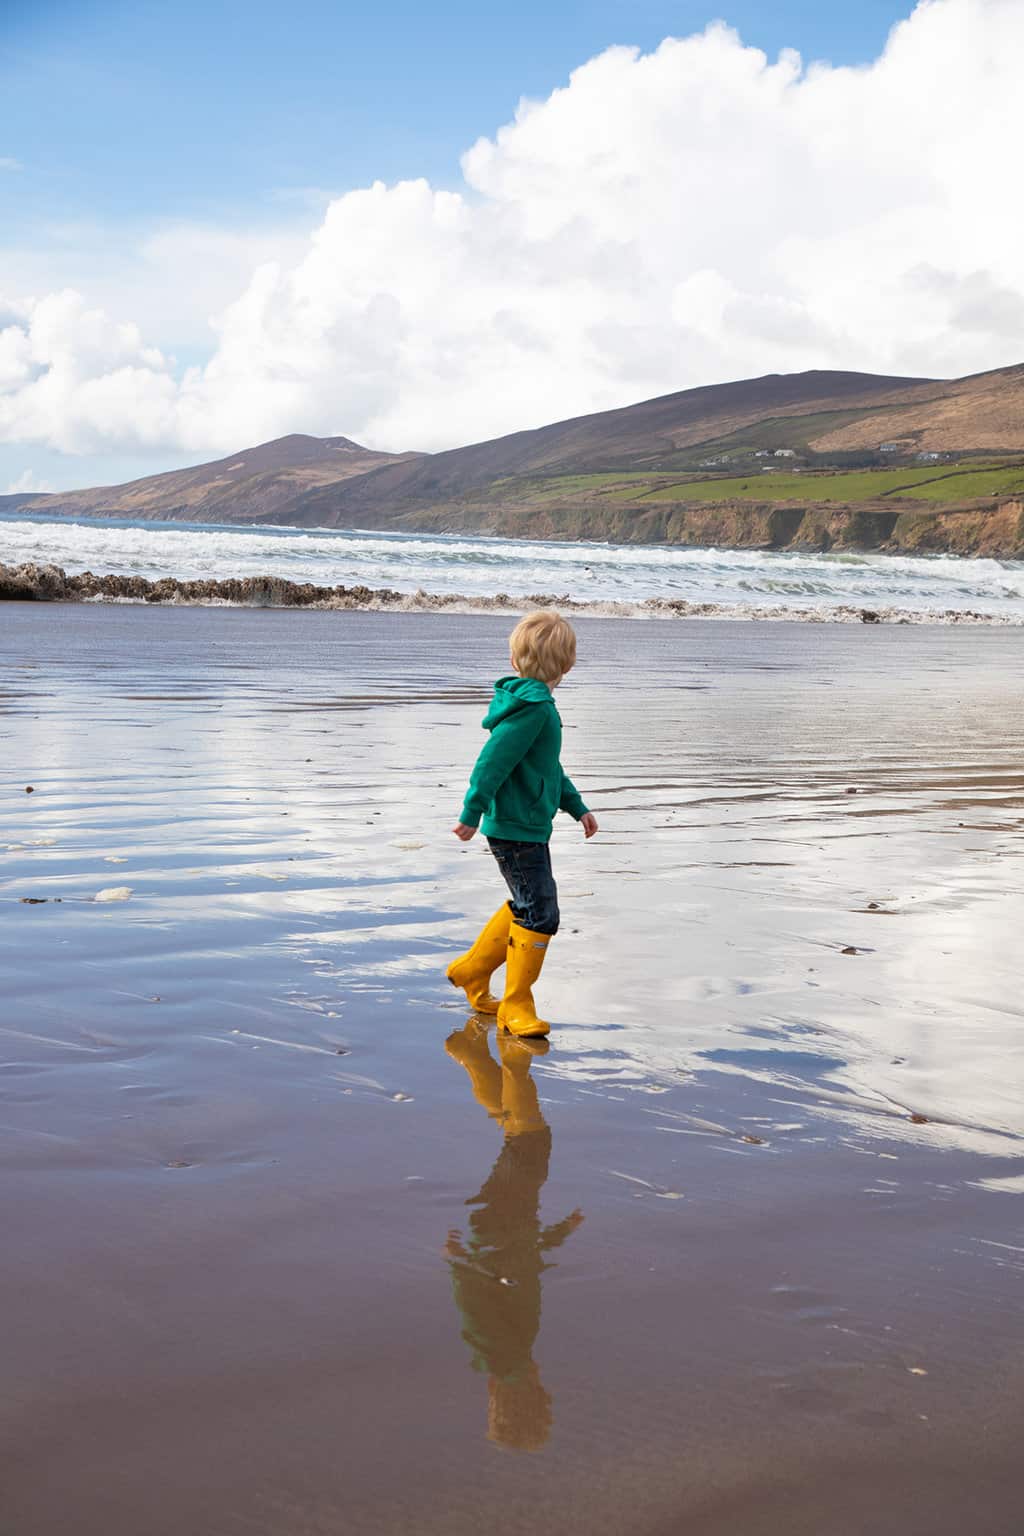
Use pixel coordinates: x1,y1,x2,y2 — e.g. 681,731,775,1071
622,460,1024,505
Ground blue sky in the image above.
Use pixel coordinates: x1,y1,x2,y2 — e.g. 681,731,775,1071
4,0,1019,494
5,2,905,226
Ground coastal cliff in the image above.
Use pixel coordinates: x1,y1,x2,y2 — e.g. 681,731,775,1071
393,497,1024,558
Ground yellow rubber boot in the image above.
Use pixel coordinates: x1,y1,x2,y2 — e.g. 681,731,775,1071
445,1019,504,1122
447,903,512,1014
497,923,552,1039
498,1032,548,1134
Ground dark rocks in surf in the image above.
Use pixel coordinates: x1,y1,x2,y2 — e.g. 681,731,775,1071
0,561,405,610
0,562,70,600
0,560,1013,625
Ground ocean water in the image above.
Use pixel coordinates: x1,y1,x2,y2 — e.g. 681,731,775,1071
3,510,1024,620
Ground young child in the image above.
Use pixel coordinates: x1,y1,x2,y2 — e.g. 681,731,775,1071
448,611,598,1038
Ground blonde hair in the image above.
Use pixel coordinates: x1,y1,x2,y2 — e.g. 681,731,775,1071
509,611,577,685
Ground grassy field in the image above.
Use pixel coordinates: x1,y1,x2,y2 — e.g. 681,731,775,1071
474,459,1024,519
625,462,1024,505
901,466,1024,500
487,471,660,503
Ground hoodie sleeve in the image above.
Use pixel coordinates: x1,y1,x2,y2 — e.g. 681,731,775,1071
459,706,549,827
558,770,589,821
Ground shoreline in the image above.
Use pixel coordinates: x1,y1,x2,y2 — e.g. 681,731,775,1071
0,559,1017,625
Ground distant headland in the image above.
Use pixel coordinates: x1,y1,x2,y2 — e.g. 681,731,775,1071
4,365,1024,557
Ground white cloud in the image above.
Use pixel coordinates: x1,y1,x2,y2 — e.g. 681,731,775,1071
5,467,53,494
0,218,308,354
2,0,1024,463
0,157,22,172
0,290,176,453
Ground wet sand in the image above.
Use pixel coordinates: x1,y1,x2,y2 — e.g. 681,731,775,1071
2,604,1023,1535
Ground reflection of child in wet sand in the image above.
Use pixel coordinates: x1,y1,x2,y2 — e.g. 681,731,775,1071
445,1021,583,1451
449,612,598,1039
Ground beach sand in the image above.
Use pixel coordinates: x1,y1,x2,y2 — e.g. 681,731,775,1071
2,604,1023,1535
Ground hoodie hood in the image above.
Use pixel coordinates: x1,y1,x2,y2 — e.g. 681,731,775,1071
482,675,554,730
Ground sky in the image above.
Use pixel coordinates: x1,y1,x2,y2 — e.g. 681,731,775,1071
2,0,1023,492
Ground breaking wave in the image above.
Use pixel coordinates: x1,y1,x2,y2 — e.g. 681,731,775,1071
1,560,1019,625
3,511,1024,620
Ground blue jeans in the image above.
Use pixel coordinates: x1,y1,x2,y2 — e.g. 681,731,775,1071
487,838,560,936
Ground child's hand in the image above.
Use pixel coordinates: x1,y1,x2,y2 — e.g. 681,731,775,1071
452,822,477,841
580,812,599,839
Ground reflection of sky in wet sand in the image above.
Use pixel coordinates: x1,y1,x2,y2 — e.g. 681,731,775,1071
3,605,1023,1173
2,605,1023,1533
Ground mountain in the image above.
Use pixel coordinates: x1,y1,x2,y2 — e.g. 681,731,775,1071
0,434,419,525
296,367,942,521
5,364,1024,555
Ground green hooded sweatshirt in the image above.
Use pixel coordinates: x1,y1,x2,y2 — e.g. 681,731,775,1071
459,675,589,842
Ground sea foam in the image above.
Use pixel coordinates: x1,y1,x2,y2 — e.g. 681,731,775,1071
2,511,1024,620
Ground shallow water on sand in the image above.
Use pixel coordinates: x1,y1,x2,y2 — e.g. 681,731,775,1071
2,605,1023,1535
